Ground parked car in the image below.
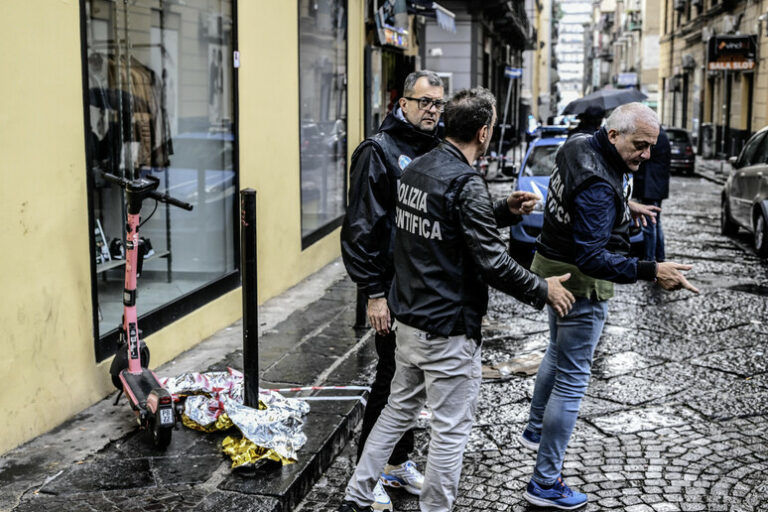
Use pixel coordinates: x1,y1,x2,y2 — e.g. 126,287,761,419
508,127,643,267
666,127,695,175
721,125,768,257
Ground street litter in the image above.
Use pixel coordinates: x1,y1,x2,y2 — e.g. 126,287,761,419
482,351,545,380
161,368,309,468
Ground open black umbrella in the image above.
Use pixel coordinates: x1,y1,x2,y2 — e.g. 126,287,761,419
562,88,648,116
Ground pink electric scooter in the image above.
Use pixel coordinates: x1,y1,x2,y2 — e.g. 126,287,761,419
103,172,193,449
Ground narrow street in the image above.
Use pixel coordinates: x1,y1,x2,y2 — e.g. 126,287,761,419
296,175,768,512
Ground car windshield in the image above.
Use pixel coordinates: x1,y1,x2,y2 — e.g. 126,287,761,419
523,144,562,176
667,130,689,143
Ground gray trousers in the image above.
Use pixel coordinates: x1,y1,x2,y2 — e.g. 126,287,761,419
344,321,482,512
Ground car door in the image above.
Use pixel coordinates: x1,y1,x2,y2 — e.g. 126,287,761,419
749,135,768,220
730,131,767,226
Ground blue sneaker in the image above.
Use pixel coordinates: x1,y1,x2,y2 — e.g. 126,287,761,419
519,427,541,451
523,477,588,509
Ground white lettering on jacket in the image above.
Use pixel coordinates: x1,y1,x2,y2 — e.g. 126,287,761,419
546,169,571,224
395,182,443,240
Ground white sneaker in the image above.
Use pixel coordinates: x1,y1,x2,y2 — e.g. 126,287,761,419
380,460,424,496
372,480,393,511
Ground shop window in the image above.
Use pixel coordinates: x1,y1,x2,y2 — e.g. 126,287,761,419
298,0,348,248
83,0,238,361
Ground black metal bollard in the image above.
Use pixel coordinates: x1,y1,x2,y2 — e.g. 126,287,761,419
240,189,259,408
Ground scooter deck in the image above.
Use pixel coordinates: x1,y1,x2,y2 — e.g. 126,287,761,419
120,368,162,407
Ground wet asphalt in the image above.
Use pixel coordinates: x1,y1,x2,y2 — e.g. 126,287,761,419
296,175,768,512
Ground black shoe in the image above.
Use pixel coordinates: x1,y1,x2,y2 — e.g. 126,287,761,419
140,237,155,258
109,238,124,259
338,501,373,512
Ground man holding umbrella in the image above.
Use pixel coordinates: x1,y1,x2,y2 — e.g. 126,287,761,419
567,106,604,139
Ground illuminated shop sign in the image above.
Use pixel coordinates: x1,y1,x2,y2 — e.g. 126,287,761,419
380,25,409,49
376,0,409,49
707,35,757,71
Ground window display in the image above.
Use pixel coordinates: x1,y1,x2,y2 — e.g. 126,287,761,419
84,0,237,359
299,0,348,246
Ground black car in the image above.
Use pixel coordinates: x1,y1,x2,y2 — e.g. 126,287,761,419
666,127,695,175
721,125,768,257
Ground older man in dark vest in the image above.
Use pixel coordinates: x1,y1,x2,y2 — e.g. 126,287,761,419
520,103,698,509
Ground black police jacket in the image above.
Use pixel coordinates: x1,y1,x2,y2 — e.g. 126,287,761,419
537,131,634,263
388,142,548,341
633,128,670,201
340,112,440,298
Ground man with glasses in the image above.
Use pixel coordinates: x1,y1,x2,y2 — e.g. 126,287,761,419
339,86,576,512
340,70,446,510
519,102,699,509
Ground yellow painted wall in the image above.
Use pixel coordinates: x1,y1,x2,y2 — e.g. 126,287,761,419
238,0,364,302
0,1,364,455
0,0,102,454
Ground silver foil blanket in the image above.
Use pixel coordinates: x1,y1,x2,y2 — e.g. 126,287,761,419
160,368,310,465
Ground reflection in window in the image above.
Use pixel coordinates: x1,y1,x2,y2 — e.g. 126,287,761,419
739,132,766,167
299,0,348,245
84,0,237,356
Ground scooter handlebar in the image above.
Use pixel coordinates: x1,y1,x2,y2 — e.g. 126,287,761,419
149,191,194,211
101,171,130,188
101,172,194,211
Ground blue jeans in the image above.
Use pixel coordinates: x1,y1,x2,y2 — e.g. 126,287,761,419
641,199,665,262
526,297,608,485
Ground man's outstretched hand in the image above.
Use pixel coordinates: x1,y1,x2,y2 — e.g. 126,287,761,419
656,262,699,293
545,273,575,317
507,191,541,216
628,200,660,227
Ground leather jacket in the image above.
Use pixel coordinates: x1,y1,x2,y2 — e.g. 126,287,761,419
389,142,548,341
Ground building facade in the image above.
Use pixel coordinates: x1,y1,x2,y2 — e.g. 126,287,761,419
528,0,557,121
422,0,532,146
0,0,365,454
659,0,768,156
555,0,593,112
587,0,661,110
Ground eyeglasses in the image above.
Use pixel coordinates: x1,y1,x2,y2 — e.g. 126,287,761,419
405,96,447,112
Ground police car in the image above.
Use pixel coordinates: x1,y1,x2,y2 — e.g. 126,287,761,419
508,126,643,267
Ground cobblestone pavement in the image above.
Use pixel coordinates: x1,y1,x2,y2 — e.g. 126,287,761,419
295,176,768,512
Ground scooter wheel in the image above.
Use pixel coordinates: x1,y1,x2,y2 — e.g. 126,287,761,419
152,421,172,450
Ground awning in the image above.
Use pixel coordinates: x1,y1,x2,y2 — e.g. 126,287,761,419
433,3,456,32
408,0,456,33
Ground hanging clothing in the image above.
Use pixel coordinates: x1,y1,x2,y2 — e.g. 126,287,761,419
106,55,173,169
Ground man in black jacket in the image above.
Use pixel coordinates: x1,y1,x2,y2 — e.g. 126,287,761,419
519,103,697,510
338,87,575,512
633,127,671,261
340,70,445,508
567,105,604,139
